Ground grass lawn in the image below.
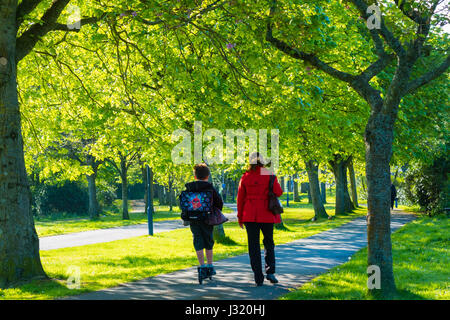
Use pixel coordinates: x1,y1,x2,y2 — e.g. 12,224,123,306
35,201,180,237
280,214,449,300
0,199,366,300
35,200,235,237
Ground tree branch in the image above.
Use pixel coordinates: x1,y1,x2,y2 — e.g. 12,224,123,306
15,0,225,62
105,158,121,175
170,0,225,28
394,0,427,25
126,150,140,170
359,52,395,82
265,0,385,110
128,0,224,27
16,0,44,27
15,0,104,62
405,54,450,94
369,29,387,58
51,16,103,32
265,20,355,84
16,0,71,62
350,0,407,59
407,0,440,61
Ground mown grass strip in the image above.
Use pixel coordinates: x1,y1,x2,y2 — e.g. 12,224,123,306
280,215,449,300
1,204,365,300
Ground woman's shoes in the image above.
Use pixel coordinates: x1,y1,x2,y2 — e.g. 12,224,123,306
255,274,279,286
266,274,279,284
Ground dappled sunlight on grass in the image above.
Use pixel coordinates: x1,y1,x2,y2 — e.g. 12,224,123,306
35,206,181,237
281,216,449,300
0,200,368,300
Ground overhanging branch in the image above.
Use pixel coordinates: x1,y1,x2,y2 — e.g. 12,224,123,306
51,16,104,32
265,0,385,109
16,0,71,62
350,0,406,59
265,22,355,84
394,0,427,25
405,54,450,94
359,52,395,82
16,0,44,27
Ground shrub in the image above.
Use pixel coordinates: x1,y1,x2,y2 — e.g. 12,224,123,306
32,181,89,216
96,179,117,210
404,156,449,216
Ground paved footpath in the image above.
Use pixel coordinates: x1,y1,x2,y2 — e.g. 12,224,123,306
39,220,186,250
68,211,415,300
39,203,238,251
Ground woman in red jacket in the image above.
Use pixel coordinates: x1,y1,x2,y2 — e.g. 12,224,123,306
237,152,283,286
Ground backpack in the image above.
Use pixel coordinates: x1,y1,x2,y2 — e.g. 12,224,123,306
179,190,214,221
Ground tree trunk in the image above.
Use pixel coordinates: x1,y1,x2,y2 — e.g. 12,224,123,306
365,112,396,297
222,181,227,202
231,178,238,202
142,166,155,215
142,167,148,213
0,4,46,287
300,182,309,193
147,166,154,214
157,184,165,205
320,182,327,204
86,173,99,220
120,159,129,220
361,176,367,194
168,179,174,212
307,186,312,203
164,186,170,206
348,157,359,207
305,161,329,220
330,155,355,214
159,186,165,205
86,157,100,219
293,174,300,202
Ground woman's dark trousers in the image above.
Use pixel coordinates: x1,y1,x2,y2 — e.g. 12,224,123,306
244,222,275,284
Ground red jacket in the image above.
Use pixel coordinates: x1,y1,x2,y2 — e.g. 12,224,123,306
237,167,283,224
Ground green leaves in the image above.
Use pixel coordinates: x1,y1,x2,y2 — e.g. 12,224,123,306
17,0,448,190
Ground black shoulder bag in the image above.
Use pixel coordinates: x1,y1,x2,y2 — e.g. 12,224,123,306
268,175,283,215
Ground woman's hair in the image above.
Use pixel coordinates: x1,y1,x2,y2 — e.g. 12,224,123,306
194,163,210,180
248,152,265,171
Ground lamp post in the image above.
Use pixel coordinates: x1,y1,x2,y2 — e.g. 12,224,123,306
146,165,154,236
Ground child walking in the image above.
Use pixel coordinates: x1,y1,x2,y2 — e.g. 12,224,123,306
184,163,223,283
